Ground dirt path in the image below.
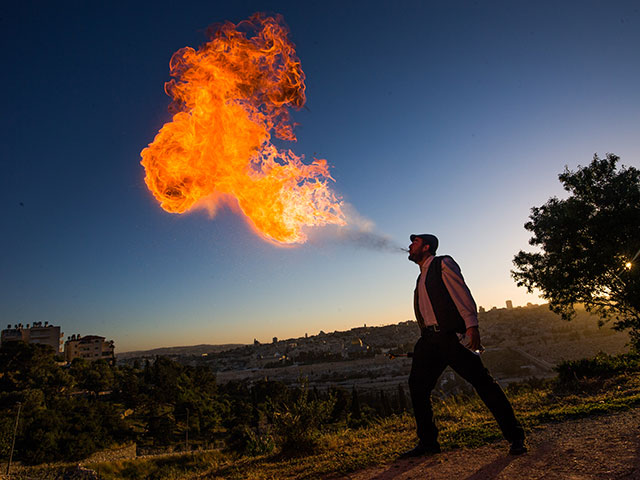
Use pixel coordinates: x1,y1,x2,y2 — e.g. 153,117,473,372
329,408,640,480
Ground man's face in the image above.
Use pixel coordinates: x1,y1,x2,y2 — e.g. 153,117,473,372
408,237,430,264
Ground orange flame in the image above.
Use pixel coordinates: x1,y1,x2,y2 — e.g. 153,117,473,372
140,14,345,244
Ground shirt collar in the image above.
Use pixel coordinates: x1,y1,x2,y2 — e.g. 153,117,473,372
419,254,435,275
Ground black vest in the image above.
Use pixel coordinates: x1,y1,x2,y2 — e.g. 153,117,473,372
415,255,467,334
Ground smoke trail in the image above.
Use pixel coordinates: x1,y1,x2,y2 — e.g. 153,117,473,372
308,203,407,253
336,229,407,253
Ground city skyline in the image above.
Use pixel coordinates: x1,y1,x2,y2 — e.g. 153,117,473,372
2,297,530,354
2,1,639,352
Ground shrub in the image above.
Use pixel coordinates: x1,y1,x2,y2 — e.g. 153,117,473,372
555,352,640,382
268,384,335,455
244,427,276,456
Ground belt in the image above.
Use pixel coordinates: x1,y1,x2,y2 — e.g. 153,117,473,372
421,324,441,334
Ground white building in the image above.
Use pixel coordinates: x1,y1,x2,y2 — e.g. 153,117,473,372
64,334,115,363
1,321,63,352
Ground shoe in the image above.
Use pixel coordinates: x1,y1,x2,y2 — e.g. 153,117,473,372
399,441,441,458
509,438,527,455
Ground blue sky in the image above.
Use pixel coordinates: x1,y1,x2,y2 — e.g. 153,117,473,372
2,1,639,351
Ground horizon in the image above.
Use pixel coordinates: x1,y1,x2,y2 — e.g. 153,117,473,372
2,1,639,353
87,301,551,353
3,300,547,354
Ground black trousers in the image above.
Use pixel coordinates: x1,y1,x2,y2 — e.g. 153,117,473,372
408,331,524,446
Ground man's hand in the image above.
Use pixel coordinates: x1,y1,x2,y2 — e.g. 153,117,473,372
466,326,481,351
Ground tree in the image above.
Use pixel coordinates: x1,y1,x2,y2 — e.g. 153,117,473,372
70,359,115,395
350,386,361,420
397,384,407,413
0,342,71,395
329,387,350,423
512,154,640,349
378,390,392,417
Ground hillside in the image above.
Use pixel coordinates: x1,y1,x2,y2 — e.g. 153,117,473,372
334,407,640,480
478,304,628,363
117,343,244,360
117,305,629,369
196,305,629,400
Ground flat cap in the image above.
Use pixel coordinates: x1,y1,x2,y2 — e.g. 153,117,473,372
410,234,439,254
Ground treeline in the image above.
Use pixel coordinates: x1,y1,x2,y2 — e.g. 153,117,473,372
0,342,410,464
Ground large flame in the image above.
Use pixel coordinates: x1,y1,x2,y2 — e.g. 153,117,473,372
141,14,345,244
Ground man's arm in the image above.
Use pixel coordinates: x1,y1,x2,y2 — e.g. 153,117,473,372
440,257,482,350
440,257,478,328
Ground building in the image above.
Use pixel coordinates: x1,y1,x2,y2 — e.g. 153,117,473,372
1,324,27,344
346,338,369,357
1,322,63,352
29,322,63,351
64,334,115,363
506,300,513,309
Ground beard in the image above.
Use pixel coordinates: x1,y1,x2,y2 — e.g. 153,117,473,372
408,251,422,264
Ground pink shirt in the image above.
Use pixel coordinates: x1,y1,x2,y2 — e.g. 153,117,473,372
417,255,479,329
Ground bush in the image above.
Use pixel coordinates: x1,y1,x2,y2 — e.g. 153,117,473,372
555,352,640,382
268,384,335,455
244,427,276,456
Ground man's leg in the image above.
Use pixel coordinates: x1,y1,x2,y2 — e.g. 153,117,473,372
445,336,525,444
408,335,447,447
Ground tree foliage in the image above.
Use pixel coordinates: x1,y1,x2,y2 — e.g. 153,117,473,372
512,154,640,348
0,342,401,464
0,343,129,464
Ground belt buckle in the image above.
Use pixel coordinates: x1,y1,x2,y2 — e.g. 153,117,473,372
423,324,439,333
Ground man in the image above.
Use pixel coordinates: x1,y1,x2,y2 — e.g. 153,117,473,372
401,233,526,457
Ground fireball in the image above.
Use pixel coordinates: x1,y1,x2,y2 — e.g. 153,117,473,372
141,14,345,244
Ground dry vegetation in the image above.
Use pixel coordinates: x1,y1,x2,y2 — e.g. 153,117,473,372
76,361,640,480
7,305,635,480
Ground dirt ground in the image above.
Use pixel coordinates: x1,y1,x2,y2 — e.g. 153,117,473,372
329,408,640,480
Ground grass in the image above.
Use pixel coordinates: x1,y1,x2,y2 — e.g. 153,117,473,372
11,354,640,480
94,450,226,480
81,365,640,480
